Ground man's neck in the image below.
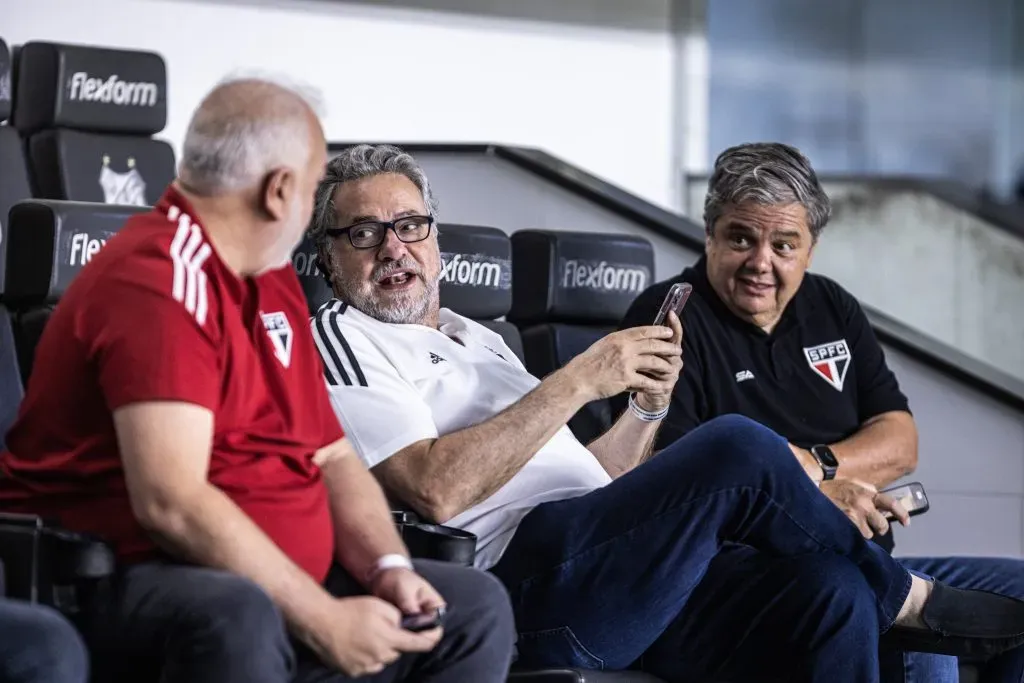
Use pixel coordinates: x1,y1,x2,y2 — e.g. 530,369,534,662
177,184,264,278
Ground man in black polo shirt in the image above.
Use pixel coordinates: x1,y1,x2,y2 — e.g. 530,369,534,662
617,142,1024,683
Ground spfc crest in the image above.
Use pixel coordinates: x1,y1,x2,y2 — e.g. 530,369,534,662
261,311,293,368
803,339,851,392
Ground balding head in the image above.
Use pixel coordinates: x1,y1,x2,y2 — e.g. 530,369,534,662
179,76,324,196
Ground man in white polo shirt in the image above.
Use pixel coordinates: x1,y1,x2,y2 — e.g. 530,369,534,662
309,143,1024,683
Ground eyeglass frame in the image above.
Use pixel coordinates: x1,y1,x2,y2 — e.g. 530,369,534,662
324,214,436,250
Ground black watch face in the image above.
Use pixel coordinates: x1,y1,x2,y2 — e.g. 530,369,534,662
813,446,839,468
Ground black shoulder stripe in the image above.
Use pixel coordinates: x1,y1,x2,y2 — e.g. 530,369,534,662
315,310,352,386
327,313,368,387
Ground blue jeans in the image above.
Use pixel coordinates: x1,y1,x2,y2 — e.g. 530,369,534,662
0,598,88,683
490,414,912,683
887,556,1024,683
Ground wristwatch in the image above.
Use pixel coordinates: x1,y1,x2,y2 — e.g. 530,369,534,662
809,444,839,481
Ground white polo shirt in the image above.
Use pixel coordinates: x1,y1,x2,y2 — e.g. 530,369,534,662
311,298,612,569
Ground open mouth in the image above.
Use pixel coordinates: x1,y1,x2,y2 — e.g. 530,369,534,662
376,270,417,290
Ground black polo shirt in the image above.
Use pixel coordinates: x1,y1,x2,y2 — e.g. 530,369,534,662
615,256,912,550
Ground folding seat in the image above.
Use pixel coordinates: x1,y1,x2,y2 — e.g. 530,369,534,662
435,223,523,361
0,36,32,446
0,199,133,607
508,230,656,444
2,200,145,382
12,42,174,205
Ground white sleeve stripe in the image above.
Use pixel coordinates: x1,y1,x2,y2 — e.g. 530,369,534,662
167,210,212,326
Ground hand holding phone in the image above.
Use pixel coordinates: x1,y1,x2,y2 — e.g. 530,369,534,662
653,283,693,326
880,482,930,521
400,606,446,633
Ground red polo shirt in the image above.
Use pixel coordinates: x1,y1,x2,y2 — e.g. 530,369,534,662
0,186,342,581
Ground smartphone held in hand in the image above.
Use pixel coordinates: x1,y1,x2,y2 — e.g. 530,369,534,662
653,283,693,326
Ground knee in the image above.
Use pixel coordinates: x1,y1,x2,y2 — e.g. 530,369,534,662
420,562,515,640
1,602,88,683
685,414,788,471
792,555,878,629
174,571,287,654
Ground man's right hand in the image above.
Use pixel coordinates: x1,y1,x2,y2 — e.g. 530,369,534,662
306,595,442,677
820,479,910,538
563,324,680,402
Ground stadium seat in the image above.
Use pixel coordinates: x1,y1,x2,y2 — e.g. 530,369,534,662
0,308,20,451
0,37,30,445
291,222,526,362
507,230,655,443
2,199,145,382
12,42,174,205
0,199,127,609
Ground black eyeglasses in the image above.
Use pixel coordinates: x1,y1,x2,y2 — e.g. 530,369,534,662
325,215,435,250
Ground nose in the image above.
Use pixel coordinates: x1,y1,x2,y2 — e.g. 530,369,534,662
376,227,409,262
745,242,773,273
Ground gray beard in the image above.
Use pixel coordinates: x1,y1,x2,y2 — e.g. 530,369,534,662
334,273,440,326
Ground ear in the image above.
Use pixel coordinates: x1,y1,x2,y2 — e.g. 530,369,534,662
260,167,295,221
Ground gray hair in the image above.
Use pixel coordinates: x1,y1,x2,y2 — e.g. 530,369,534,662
179,73,324,195
308,143,439,254
704,142,831,240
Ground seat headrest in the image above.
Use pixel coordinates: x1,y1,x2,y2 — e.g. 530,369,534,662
508,230,654,324
0,38,11,122
27,130,175,205
13,42,167,136
437,224,512,319
291,235,333,315
2,200,146,305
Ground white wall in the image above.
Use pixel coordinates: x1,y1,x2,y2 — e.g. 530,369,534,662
4,0,677,208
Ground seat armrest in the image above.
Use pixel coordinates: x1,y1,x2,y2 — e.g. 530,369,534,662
0,512,115,610
390,508,477,567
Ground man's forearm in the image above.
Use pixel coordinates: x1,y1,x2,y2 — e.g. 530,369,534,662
387,366,588,522
139,484,330,633
321,453,409,588
587,405,660,478
827,411,918,486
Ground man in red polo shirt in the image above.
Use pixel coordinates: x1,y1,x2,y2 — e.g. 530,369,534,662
0,77,513,683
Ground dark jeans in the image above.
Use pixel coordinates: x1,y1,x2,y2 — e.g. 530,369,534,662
0,597,88,683
490,414,914,683
893,556,1024,683
76,559,514,683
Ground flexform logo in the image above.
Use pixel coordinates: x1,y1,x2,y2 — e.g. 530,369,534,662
69,232,107,266
560,259,649,294
439,252,509,288
68,71,159,107
292,249,320,278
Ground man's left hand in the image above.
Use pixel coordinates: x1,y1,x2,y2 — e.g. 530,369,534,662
634,310,684,413
372,566,447,617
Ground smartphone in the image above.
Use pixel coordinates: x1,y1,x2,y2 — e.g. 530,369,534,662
881,482,930,519
653,283,693,326
400,606,446,632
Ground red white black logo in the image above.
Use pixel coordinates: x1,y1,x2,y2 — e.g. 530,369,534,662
261,311,293,368
803,339,851,392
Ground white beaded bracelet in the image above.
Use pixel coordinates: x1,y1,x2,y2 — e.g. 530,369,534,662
628,393,668,422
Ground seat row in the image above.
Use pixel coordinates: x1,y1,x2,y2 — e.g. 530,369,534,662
0,200,655,470
0,199,664,683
